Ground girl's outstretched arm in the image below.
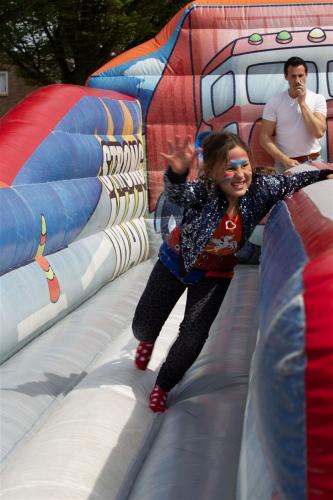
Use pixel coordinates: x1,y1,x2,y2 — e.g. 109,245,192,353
162,135,207,209
260,168,332,205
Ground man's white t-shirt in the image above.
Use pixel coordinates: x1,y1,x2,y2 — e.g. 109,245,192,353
262,89,327,157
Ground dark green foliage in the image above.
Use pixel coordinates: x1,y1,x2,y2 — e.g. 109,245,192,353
0,0,188,85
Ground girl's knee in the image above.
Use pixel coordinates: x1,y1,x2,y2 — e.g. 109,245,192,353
132,313,146,340
132,310,158,342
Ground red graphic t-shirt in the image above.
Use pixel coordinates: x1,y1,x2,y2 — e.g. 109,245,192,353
168,210,242,278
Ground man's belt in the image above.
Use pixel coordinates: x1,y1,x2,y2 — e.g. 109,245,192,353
290,151,320,163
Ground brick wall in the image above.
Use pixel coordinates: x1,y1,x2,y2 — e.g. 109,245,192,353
0,61,39,117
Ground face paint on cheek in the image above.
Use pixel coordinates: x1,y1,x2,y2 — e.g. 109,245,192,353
220,172,235,183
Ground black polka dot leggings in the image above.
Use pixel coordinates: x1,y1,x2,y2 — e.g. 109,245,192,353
132,259,231,392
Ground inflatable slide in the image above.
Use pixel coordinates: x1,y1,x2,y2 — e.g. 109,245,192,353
0,1,332,499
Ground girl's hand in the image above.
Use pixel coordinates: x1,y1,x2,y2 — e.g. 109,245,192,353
161,135,200,175
327,173,333,179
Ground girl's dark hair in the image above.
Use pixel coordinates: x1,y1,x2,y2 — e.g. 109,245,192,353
201,131,252,177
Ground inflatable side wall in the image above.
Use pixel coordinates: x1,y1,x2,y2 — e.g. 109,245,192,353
255,168,333,499
0,85,148,364
237,164,333,500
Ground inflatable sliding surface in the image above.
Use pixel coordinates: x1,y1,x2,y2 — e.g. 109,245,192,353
1,1,333,499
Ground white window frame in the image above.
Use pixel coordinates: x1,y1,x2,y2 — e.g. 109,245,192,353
0,71,9,96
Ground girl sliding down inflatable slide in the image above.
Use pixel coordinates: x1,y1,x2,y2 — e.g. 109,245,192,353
0,1,333,499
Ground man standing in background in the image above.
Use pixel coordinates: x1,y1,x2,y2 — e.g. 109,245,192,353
260,56,327,173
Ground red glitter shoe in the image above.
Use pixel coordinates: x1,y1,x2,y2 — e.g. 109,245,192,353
149,384,168,412
134,341,155,370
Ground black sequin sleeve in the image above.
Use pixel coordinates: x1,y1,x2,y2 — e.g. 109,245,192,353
260,168,332,205
164,167,208,209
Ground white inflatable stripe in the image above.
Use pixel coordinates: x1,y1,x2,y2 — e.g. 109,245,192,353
17,295,68,343
81,236,111,290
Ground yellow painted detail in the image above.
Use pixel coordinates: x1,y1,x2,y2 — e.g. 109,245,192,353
45,266,55,280
99,99,115,136
36,214,47,256
119,101,134,135
308,27,326,42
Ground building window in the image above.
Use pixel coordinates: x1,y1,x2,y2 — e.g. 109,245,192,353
0,71,8,96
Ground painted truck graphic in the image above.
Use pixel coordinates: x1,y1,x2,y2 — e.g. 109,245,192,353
196,27,333,165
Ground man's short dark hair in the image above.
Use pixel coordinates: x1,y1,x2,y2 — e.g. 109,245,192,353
284,57,308,76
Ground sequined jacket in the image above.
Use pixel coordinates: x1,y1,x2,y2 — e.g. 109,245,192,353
164,167,331,273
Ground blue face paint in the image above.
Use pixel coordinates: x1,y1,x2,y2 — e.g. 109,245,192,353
227,158,248,167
